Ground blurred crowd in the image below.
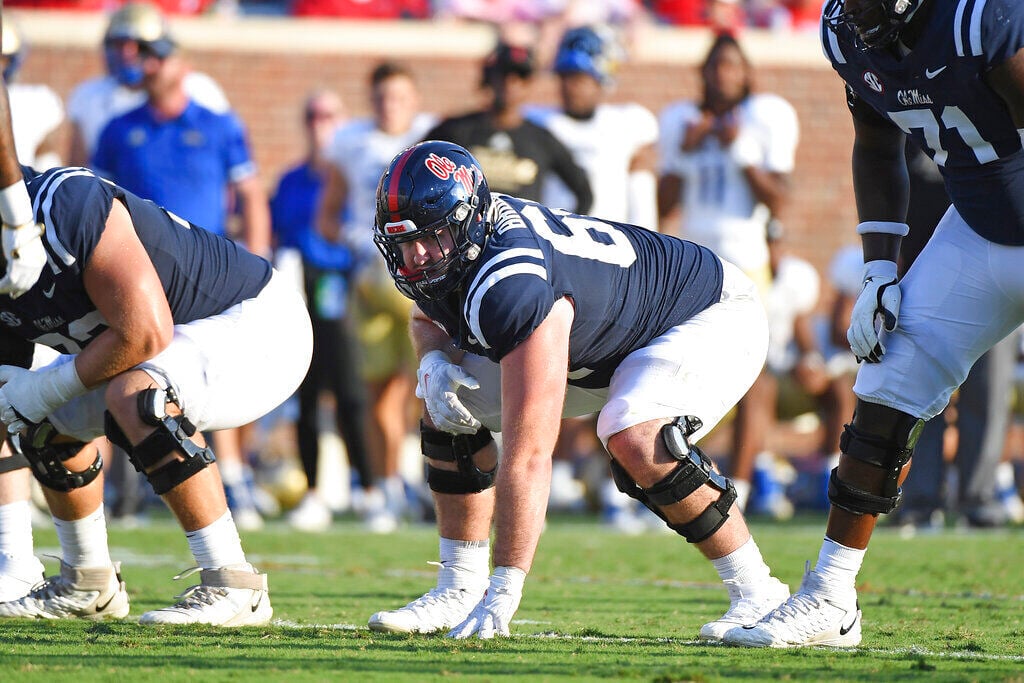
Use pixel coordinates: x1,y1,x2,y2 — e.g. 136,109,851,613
4,0,1023,538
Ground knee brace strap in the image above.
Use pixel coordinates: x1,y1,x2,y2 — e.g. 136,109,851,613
833,401,925,515
421,422,496,494
103,387,216,496
0,442,29,474
610,416,736,543
14,422,100,492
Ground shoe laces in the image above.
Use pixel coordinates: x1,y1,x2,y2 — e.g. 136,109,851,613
168,583,229,611
402,587,473,620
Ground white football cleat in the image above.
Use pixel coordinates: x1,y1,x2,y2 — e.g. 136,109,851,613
724,568,861,648
368,585,486,634
699,576,790,641
0,553,45,602
0,560,129,620
139,565,272,626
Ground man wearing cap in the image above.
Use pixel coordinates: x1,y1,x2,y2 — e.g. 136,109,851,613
66,2,229,168
424,41,593,214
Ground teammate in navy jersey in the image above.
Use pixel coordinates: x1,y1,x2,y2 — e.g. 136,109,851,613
0,164,311,625
366,140,790,640
726,0,1024,648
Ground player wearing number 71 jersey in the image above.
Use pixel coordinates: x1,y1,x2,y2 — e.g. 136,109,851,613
724,0,1024,648
367,140,790,640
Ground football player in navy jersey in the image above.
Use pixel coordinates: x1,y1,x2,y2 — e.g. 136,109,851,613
726,0,1024,648
0,161,311,625
366,140,790,640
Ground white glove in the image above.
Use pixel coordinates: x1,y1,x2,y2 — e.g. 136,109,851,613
847,259,901,364
448,566,526,639
0,181,47,299
416,350,482,435
0,362,87,434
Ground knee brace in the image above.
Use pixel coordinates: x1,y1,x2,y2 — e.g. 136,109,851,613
829,400,925,516
104,387,215,496
12,422,101,492
421,421,496,494
611,416,737,543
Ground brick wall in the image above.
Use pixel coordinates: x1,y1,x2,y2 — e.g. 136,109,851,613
16,12,860,286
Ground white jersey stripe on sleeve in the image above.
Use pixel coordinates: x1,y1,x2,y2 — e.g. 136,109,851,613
36,167,95,267
468,262,547,350
968,0,988,57
954,0,969,57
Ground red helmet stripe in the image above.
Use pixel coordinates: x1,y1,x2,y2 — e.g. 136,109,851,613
388,147,416,221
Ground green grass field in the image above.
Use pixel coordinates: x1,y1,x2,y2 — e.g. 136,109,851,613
2,514,1022,682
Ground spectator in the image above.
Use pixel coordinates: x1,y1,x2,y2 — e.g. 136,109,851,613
66,2,229,168
657,32,798,509
317,62,438,527
425,40,593,213
290,0,430,18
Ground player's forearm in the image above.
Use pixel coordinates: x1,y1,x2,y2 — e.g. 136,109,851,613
491,442,551,572
410,307,461,361
73,324,172,389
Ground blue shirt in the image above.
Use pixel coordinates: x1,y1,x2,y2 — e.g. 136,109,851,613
821,0,1024,245
420,194,724,389
270,161,354,272
4,166,271,355
92,100,256,236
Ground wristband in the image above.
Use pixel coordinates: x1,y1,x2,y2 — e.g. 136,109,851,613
0,180,34,228
855,221,909,237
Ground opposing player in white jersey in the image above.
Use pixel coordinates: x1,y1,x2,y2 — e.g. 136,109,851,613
366,140,790,640
66,2,229,167
1,20,63,170
314,61,437,525
727,0,1024,648
526,25,658,229
657,33,798,283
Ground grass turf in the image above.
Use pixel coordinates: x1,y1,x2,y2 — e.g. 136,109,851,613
1,514,1021,682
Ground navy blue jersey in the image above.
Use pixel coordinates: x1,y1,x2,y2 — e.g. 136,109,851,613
821,0,1024,244
419,195,724,389
2,166,271,354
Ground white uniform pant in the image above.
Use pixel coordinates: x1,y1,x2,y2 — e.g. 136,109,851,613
855,207,1024,420
456,261,768,446
47,270,313,441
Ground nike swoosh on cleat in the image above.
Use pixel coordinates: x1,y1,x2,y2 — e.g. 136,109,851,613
251,594,262,613
838,613,858,636
95,593,117,613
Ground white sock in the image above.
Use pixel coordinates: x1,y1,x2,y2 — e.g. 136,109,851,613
711,536,772,585
437,537,489,590
186,510,248,570
0,500,34,558
53,504,112,568
812,536,864,598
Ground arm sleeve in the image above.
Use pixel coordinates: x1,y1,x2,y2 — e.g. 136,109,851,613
474,274,555,361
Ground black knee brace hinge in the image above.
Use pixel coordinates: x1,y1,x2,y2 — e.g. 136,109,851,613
421,421,496,494
12,422,100,492
104,387,215,496
612,416,737,543
829,401,925,516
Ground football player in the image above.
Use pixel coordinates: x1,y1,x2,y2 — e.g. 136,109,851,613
726,0,1024,648
366,140,790,640
0,160,311,624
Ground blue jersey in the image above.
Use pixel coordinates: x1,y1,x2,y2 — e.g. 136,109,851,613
821,0,1024,244
92,100,256,235
1,166,271,354
419,195,724,389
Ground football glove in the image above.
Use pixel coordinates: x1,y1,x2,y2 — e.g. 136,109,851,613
847,259,901,363
416,350,482,435
0,181,47,299
448,566,526,639
0,362,87,434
